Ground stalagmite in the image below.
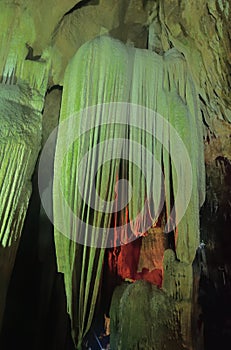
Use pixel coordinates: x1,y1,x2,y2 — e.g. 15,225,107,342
53,35,205,348
110,280,184,350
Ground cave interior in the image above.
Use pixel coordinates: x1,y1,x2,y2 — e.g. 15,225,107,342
0,1,230,349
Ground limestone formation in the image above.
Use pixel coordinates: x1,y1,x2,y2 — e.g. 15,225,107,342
52,35,205,348
110,280,184,350
0,1,230,349
0,83,42,329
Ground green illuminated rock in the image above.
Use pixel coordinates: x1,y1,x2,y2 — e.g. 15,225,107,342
0,83,42,330
53,35,205,348
110,280,184,350
0,1,230,349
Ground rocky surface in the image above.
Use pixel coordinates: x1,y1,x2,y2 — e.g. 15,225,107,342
110,280,184,350
0,1,230,349
0,83,42,330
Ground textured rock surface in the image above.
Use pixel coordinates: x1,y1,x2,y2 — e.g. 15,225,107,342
163,249,194,349
0,1,230,349
110,280,184,350
50,0,151,84
0,83,42,330
138,226,167,272
0,0,54,332
53,35,205,347
158,0,231,124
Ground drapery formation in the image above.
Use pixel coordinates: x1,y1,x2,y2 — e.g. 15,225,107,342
0,83,42,330
53,35,205,348
0,14,50,326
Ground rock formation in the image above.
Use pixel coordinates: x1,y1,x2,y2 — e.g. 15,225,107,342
0,1,230,349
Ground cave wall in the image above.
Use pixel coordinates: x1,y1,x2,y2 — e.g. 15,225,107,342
0,1,230,349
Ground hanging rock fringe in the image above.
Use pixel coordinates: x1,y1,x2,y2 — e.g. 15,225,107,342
0,83,42,330
53,36,205,348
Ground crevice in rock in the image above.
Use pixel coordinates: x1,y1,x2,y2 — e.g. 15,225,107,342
46,84,63,94
64,0,99,17
25,43,43,61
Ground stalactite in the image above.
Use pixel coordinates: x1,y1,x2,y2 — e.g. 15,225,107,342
0,2,51,98
0,83,42,330
53,35,205,348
